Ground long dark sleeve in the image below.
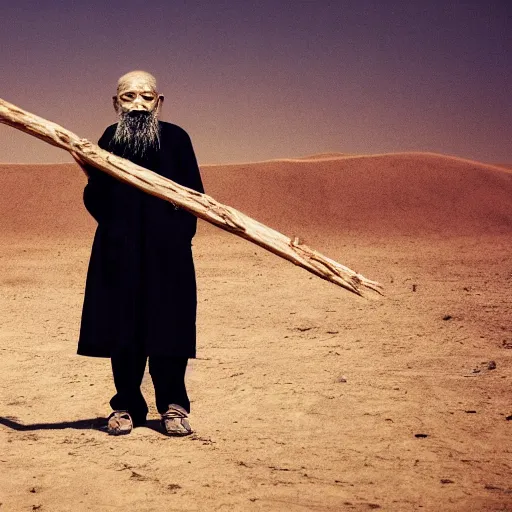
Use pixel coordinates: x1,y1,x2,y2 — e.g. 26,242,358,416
175,130,204,239
179,131,204,195
83,128,114,223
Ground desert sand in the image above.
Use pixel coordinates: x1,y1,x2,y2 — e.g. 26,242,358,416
0,152,511,511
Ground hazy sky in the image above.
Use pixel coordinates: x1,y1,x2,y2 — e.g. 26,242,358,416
1,0,510,164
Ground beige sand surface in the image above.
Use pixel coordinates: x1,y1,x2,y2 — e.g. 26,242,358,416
0,153,511,511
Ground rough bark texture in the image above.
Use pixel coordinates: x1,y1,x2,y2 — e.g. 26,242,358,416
0,97,383,297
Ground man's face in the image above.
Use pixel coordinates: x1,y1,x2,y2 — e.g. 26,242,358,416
110,71,162,159
114,75,161,114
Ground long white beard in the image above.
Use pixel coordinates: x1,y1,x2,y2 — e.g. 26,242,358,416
111,110,160,159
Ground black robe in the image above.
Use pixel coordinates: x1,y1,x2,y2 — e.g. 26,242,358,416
77,121,204,358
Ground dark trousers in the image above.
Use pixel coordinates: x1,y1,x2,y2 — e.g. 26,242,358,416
110,350,190,425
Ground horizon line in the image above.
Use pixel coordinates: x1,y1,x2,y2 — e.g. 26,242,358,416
0,150,510,171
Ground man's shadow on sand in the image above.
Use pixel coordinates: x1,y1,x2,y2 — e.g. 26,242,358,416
0,416,164,435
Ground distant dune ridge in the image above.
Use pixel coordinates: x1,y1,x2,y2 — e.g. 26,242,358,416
0,152,511,239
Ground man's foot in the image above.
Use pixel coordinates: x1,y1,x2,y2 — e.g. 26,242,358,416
107,410,133,435
161,404,193,436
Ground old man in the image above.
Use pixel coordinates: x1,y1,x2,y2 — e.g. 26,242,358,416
78,70,204,436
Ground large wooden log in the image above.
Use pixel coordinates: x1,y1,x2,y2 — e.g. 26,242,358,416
0,98,383,298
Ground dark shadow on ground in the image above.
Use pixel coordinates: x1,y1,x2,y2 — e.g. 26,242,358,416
0,416,163,434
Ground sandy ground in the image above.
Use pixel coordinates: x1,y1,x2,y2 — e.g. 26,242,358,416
0,154,511,511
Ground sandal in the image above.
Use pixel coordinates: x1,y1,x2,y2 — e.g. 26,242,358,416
161,404,193,436
107,410,133,436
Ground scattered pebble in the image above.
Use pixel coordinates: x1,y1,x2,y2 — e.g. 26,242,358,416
469,361,497,374
442,315,452,321
414,433,428,438
336,375,347,383
441,479,454,484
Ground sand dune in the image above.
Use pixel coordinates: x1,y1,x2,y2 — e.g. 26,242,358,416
287,152,355,160
202,152,512,240
1,152,510,240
